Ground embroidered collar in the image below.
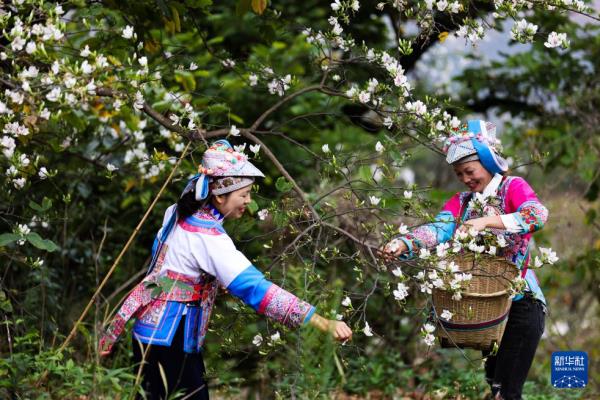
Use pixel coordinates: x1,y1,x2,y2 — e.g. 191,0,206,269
197,203,225,224
482,173,503,197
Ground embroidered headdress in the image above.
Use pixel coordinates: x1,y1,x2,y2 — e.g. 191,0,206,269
443,119,508,175
182,139,265,200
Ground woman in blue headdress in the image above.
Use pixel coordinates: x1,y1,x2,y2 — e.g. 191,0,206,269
383,120,548,400
100,140,352,399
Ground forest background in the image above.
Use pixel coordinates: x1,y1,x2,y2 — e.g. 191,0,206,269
1,0,599,398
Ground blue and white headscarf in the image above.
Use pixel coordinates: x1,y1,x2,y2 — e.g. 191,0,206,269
444,120,508,175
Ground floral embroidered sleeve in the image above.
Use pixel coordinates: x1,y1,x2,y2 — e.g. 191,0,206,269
397,193,461,258
202,234,315,328
504,177,548,233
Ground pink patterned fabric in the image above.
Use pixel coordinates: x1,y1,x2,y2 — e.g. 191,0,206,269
441,192,463,217
178,221,223,235
258,284,313,328
411,225,439,248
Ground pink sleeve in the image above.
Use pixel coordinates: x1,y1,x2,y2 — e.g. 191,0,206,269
506,177,540,213
441,192,463,218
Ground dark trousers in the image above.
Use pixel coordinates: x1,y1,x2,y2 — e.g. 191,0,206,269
483,295,546,400
132,316,209,400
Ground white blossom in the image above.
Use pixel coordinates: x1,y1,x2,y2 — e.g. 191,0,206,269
423,322,436,334
46,87,62,102
1,136,16,158
363,321,373,336
358,90,371,104
270,331,281,342
252,334,263,346
222,58,236,68
487,245,497,256
436,0,448,12
248,73,258,86
369,196,381,206
134,91,145,110
544,32,569,49
80,45,91,58
25,41,37,54
106,163,118,172
16,223,31,236
249,144,261,154
540,247,559,264
403,190,413,199
449,1,461,13
398,223,409,235
392,267,403,277
405,100,427,115
81,60,94,74
423,333,436,346
331,0,342,11
233,143,247,153
138,56,148,67
383,117,393,129
322,144,330,153
38,167,49,179
436,242,449,257
11,37,26,52
441,309,453,320
496,235,507,248
86,80,97,94
419,248,431,259
341,296,352,307
18,154,30,167
122,26,135,39
375,141,384,153
393,282,409,301
189,62,198,71
367,78,379,93
229,125,240,136
13,177,26,189
258,209,269,221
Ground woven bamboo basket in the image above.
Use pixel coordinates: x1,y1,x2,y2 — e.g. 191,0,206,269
433,254,519,351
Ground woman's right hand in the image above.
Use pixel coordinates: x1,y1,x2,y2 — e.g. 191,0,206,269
379,238,408,260
328,320,353,342
309,314,352,342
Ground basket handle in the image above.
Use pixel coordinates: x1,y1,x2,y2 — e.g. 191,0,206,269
463,289,509,298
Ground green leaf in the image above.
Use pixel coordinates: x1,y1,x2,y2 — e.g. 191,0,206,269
275,176,293,193
174,70,196,91
0,233,20,247
247,199,258,214
29,197,53,212
25,232,59,252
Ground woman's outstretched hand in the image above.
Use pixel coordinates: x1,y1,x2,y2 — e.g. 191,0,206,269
309,313,352,342
378,238,408,261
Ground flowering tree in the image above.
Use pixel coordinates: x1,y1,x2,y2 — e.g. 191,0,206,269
0,0,596,397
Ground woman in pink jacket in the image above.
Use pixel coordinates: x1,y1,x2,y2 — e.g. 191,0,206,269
384,120,548,400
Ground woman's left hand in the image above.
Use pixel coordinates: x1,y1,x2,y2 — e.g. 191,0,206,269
457,217,489,234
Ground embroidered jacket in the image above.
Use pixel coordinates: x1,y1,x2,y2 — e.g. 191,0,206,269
397,175,548,304
99,204,315,354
